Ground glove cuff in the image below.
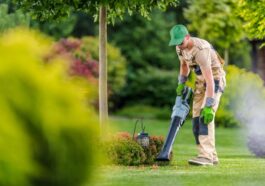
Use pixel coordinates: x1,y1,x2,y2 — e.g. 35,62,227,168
178,75,188,84
205,97,215,107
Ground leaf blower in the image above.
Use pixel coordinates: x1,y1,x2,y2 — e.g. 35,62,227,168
156,86,193,161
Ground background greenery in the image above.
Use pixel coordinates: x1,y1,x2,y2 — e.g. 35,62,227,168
0,0,257,112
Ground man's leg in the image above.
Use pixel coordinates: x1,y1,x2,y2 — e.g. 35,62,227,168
190,92,222,165
198,92,222,159
189,80,214,165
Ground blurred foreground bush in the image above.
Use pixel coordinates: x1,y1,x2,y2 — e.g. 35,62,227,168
0,29,99,186
104,132,171,166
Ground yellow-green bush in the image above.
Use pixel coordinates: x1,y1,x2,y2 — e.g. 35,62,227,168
217,65,265,127
0,29,99,186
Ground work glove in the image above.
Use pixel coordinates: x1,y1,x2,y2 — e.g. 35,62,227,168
200,106,215,125
176,83,185,96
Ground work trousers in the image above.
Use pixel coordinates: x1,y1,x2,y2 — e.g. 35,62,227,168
192,75,225,161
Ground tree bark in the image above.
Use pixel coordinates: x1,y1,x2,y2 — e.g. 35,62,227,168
224,48,229,65
250,40,258,73
99,6,108,129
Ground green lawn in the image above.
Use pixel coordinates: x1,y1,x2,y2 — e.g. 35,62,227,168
93,117,265,186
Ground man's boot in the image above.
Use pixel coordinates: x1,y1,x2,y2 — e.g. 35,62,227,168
188,157,213,166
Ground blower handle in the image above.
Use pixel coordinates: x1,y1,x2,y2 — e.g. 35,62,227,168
132,118,144,140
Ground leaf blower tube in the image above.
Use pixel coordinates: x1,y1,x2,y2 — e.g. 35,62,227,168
156,86,193,161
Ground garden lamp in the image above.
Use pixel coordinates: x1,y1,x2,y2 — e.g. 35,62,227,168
132,118,150,148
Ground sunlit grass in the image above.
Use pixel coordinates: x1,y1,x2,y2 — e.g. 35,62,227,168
93,117,265,186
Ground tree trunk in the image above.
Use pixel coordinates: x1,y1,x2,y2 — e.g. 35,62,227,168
99,6,108,129
224,48,229,65
250,40,258,73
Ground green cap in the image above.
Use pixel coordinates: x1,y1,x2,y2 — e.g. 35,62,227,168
169,24,189,46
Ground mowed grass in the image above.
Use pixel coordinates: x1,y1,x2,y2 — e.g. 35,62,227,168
93,117,265,186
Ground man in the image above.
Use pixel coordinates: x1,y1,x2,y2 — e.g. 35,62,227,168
169,24,226,166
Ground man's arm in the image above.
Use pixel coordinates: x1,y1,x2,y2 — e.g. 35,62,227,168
196,48,215,106
176,59,190,96
179,60,190,83
176,47,190,83
201,67,214,99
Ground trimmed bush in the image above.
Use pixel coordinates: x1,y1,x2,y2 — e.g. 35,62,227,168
143,136,165,164
105,132,172,166
0,29,99,186
105,132,146,166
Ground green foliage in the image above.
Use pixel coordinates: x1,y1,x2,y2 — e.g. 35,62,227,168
31,16,78,40
0,3,30,33
237,0,265,41
16,0,177,24
109,10,178,70
104,132,171,166
228,40,251,70
45,12,96,39
115,104,171,120
108,10,180,110
215,109,240,128
184,0,244,50
0,29,99,186
115,67,177,108
184,0,252,69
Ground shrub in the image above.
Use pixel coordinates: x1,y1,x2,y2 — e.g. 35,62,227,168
80,36,127,96
115,67,177,108
51,38,99,82
0,29,99,186
215,109,240,128
105,132,172,166
51,37,127,109
105,134,146,166
143,136,166,164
